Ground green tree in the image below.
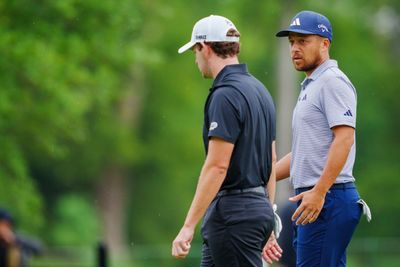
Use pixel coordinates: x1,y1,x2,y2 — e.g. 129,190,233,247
0,0,143,248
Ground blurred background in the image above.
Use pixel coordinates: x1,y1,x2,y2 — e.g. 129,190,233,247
0,0,399,266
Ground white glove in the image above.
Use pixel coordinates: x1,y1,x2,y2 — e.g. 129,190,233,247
357,199,372,222
273,204,282,238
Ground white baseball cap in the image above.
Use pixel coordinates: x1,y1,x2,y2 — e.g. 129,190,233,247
178,15,240,54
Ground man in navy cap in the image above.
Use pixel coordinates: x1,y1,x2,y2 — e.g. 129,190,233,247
269,10,371,267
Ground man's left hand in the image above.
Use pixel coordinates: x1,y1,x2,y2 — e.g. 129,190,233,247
262,232,282,264
289,188,326,225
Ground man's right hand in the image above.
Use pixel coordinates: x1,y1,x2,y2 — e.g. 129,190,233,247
172,225,194,259
289,187,325,225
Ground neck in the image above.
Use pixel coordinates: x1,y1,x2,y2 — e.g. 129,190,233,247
210,56,239,78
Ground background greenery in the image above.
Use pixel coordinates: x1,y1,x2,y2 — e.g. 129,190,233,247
0,0,399,266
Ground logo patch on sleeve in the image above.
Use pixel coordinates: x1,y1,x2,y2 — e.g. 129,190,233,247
209,122,218,131
344,109,353,117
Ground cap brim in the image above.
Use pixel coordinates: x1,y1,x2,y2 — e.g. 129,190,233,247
178,41,195,54
276,29,316,37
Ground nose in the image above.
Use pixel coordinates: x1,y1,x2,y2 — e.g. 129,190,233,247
290,44,301,58
291,42,300,53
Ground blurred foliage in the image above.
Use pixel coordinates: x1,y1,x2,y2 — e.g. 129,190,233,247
0,0,141,233
49,195,100,245
0,2,399,267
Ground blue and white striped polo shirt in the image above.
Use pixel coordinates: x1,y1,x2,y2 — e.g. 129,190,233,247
291,59,357,189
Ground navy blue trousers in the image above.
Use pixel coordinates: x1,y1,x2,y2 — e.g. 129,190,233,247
293,184,362,267
200,193,274,267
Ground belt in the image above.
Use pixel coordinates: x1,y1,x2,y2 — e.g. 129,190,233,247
217,186,266,197
295,182,356,195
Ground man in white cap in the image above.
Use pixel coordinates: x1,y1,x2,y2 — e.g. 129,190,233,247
172,15,282,266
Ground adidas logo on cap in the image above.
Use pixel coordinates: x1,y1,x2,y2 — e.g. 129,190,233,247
290,18,301,26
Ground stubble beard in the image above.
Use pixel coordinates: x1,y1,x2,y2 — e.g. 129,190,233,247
294,60,320,73
293,54,323,73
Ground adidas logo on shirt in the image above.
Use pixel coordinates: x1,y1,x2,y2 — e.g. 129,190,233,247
298,94,307,101
344,110,353,117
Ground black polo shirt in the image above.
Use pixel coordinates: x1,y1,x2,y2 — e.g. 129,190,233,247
203,64,276,190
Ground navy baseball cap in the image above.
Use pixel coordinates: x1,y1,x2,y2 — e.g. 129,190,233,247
276,11,333,42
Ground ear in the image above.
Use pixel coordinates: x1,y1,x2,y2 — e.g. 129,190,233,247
202,43,213,58
321,38,330,52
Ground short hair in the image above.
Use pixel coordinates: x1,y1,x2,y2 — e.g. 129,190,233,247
196,28,241,58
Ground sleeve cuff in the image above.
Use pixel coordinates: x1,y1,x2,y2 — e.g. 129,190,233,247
329,120,356,129
208,133,236,144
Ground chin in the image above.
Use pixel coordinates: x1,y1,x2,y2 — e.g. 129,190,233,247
202,72,212,79
293,64,304,71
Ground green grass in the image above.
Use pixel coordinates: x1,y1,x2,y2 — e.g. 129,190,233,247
29,238,400,267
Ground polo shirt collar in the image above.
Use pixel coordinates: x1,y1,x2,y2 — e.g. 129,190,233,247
211,64,248,90
301,59,338,90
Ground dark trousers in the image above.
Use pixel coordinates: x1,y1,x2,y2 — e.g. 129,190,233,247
293,183,362,267
200,192,274,267
0,243,6,267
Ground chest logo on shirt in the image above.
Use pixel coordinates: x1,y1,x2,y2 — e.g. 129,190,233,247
209,122,218,131
298,94,307,102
